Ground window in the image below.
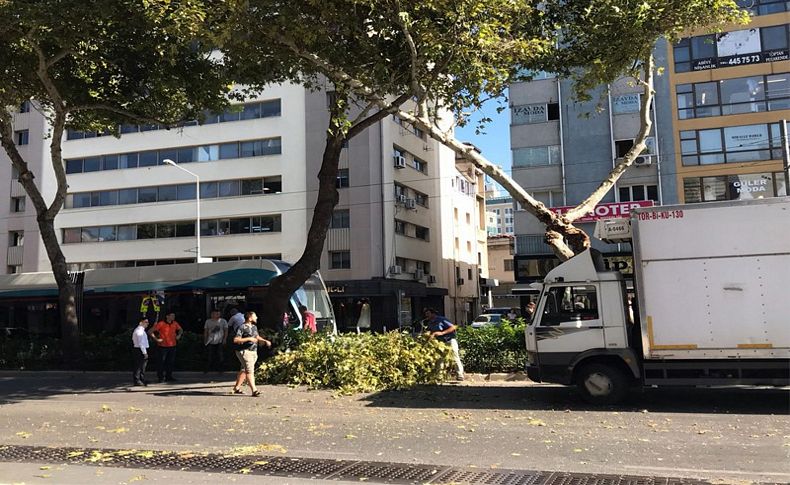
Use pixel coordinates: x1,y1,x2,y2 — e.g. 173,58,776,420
736,0,789,15
512,103,559,124
336,169,349,188
615,137,656,158
330,210,350,229
329,251,351,269
10,197,25,213
7,265,22,274
263,176,282,194
219,142,239,160
541,285,599,326
415,226,430,241
241,179,264,195
9,231,24,247
138,151,157,167
619,185,658,202
158,185,178,202
413,157,427,173
414,192,428,207
683,172,786,203
395,220,406,235
504,259,514,271
15,130,29,146
681,123,782,166
674,26,790,73
117,225,136,241
200,182,218,198
177,184,196,200
677,74,790,119
19,101,30,113
512,145,561,167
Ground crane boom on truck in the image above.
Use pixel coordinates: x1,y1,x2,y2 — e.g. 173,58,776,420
524,197,790,404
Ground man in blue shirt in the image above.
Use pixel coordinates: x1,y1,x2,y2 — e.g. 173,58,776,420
424,308,464,380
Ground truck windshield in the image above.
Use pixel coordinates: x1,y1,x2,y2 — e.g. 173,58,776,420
541,285,599,326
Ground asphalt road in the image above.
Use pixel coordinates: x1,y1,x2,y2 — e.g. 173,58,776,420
0,371,788,484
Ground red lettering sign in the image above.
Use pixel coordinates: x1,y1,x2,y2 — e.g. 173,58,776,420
550,200,654,222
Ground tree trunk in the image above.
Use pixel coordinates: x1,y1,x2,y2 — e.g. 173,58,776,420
38,214,81,363
259,134,345,329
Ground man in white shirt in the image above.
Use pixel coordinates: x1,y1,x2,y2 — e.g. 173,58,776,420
132,318,150,386
204,309,228,373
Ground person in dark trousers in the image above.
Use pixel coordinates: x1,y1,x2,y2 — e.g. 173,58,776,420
132,318,150,386
149,312,183,383
424,308,465,380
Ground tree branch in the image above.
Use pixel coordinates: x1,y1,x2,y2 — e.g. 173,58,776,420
45,110,69,219
563,54,654,222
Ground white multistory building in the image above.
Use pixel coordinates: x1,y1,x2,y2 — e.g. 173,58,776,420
1,85,488,329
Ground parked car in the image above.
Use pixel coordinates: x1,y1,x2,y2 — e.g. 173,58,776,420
471,314,503,328
484,307,511,316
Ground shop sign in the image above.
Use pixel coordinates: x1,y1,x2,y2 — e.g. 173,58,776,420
512,104,547,124
690,27,790,71
327,286,346,294
550,200,654,222
612,94,640,114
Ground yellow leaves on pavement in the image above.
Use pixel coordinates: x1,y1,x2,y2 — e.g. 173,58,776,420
106,427,129,434
99,404,112,413
226,443,288,456
15,431,31,439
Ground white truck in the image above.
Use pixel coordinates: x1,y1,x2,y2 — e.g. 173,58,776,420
524,197,790,403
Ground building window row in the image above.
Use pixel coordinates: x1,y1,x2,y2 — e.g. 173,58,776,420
66,99,282,140
66,254,283,271
62,214,282,244
674,24,789,73
392,115,427,140
393,146,428,173
683,172,787,203
512,145,561,167
680,122,783,166
453,176,475,196
394,219,430,241
736,0,789,16
65,137,282,175
394,257,432,276
65,176,282,209
394,183,429,207
677,73,790,119
619,184,659,202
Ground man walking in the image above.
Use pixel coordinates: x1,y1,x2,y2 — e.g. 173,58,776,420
132,318,150,386
424,308,464,380
149,312,183,383
232,311,271,397
203,309,228,373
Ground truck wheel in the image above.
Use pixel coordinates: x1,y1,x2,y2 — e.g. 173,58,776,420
576,363,629,405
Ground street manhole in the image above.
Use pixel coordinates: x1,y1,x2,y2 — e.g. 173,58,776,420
0,444,760,484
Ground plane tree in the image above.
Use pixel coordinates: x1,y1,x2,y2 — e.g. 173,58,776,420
0,0,240,361
225,0,745,326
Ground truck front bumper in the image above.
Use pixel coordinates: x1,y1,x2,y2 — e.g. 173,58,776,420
526,365,541,383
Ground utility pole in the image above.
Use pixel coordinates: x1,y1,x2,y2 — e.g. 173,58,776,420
781,120,790,196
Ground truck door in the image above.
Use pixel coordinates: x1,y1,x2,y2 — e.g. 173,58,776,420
533,284,606,372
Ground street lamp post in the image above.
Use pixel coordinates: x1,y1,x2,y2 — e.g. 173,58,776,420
162,159,202,263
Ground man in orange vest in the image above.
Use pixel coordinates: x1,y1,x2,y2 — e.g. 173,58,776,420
149,312,183,383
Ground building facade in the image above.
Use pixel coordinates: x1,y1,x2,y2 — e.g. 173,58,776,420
670,5,789,203
485,192,514,235
1,84,488,331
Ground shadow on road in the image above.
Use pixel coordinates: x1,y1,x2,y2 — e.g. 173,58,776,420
362,384,790,415
0,372,232,405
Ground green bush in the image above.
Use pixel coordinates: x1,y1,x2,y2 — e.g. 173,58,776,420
257,331,454,394
456,321,527,373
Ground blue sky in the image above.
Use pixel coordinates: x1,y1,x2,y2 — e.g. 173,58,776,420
454,94,511,192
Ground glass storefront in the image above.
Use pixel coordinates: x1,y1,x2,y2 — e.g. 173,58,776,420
683,171,788,203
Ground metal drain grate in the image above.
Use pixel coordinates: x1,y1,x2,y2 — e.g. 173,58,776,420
0,445,754,485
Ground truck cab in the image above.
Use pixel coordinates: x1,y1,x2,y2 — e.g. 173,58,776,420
525,248,641,404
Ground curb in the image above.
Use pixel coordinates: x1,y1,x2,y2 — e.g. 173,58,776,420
464,372,530,382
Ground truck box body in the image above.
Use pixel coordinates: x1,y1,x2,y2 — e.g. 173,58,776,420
631,198,790,361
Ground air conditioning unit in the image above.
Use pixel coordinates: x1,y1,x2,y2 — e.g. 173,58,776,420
634,155,653,166
394,155,406,168
427,275,437,284
390,265,402,275
396,194,408,204
404,198,417,209
415,269,425,280
456,278,465,286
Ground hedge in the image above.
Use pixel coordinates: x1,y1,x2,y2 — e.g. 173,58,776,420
456,320,527,373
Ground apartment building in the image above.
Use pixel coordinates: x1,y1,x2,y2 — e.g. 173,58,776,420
305,89,488,329
670,3,789,202
485,191,514,235
508,47,678,301
1,85,488,330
